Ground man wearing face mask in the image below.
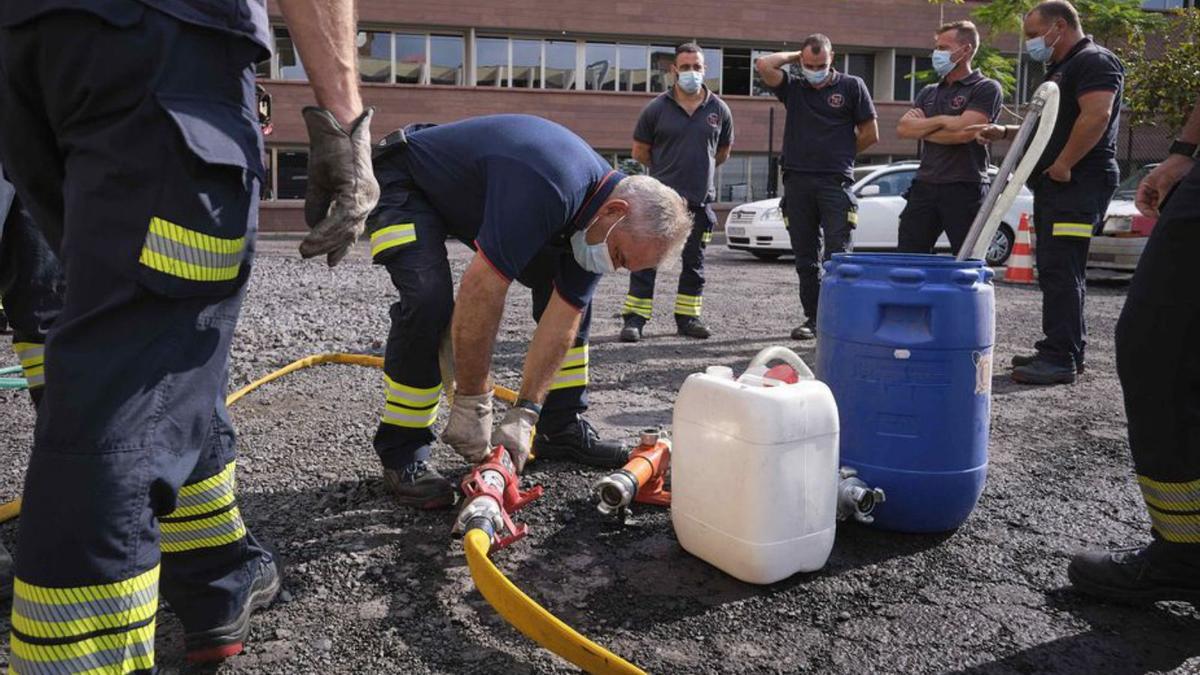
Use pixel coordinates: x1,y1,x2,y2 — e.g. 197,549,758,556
896,21,1003,256
972,0,1124,384
364,114,694,508
757,34,879,341
622,42,734,342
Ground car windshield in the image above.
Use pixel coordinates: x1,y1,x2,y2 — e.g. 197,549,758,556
859,169,916,197
1114,164,1158,200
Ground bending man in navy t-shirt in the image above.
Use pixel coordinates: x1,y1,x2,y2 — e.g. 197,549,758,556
757,34,879,341
365,114,693,508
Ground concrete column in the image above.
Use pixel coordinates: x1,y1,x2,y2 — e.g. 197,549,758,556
874,48,895,103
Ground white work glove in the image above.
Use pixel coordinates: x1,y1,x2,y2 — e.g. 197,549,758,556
298,107,380,267
492,407,539,474
442,391,492,463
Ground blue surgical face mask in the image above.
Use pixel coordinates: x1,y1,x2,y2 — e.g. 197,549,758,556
677,70,704,94
1026,26,1060,63
802,66,829,85
931,49,959,78
571,214,625,274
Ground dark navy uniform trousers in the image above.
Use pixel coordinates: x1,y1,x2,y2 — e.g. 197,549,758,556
897,180,987,257
0,196,64,406
622,203,715,324
1116,162,1200,554
782,171,858,322
367,147,592,470
0,8,269,672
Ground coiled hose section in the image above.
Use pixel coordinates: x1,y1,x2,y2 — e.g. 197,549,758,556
0,365,27,390
1,352,644,674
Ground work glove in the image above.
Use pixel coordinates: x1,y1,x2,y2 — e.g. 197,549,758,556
492,407,538,474
442,390,492,463
299,106,380,267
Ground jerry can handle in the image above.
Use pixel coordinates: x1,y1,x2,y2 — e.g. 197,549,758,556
747,346,815,381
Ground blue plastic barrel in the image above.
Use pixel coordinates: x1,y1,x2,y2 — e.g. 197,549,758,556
816,253,995,533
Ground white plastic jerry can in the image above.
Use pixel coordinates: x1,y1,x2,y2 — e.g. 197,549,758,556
670,347,840,584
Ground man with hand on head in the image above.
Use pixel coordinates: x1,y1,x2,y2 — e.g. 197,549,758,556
756,34,878,341
365,114,693,509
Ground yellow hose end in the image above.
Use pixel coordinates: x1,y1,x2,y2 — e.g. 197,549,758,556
463,529,645,675
0,497,20,524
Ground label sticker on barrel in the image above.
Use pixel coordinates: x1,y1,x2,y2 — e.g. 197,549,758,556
973,351,992,394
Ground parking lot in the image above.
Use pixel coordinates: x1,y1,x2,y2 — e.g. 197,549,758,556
2,235,1197,674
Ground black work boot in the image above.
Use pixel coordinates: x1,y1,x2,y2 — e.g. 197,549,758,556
185,555,282,663
533,415,630,468
676,317,712,339
0,541,11,601
1068,543,1200,606
791,318,816,341
1011,357,1077,384
620,315,645,343
384,460,457,509
1012,352,1086,374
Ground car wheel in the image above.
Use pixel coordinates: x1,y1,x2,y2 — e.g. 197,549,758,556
751,252,782,261
986,224,1015,267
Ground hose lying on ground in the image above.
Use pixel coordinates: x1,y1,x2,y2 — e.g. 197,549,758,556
0,365,27,391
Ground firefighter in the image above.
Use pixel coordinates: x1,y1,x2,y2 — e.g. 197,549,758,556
1066,96,1200,604
621,42,734,342
365,114,693,508
0,0,379,670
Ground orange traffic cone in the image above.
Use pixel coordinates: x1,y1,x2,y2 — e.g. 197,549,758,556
1004,213,1035,284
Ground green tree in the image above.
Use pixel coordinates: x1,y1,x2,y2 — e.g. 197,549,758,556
1121,9,1200,133
973,0,1164,47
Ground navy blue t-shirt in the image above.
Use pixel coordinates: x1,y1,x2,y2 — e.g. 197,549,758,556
773,70,876,180
633,88,734,206
404,114,623,310
1035,37,1124,178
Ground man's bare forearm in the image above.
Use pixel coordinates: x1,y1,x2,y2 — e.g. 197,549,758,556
452,256,510,396
277,0,363,126
1181,96,1200,144
518,295,583,405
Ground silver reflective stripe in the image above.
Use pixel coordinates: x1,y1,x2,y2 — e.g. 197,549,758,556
386,382,441,405
13,584,156,631
552,372,587,387
382,407,437,424
159,518,244,547
25,372,45,388
14,344,43,361
175,479,233,511
144,231,244,271
10,632,154,675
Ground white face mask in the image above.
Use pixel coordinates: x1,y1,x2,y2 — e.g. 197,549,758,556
570,214,625,274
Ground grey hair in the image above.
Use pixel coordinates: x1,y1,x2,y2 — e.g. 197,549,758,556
612,175,693,269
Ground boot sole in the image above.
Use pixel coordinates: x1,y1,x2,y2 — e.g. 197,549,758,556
1068,564,1200,606
1011,357,1085,374
185,562,282,663
1011,371,1076,385
391,492,457,510
533,443,629,469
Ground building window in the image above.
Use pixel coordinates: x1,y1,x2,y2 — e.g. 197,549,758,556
275,28,307,81
545,40,577,90
718,156,750,202
749,155,770,201
276,149,309,200
893,54,935,103
512,39,543,88
430,34,464,86
722,48,752,97
649,45,675,93
585,42,617,91
751,50,775,97
702,46,722,94
618,44,649,92
395,33,425,84
845,53,875,95
475,36,508,87
358,31,392,83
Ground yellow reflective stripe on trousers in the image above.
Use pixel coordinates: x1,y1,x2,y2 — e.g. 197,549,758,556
9,616,155,674
13,342,46,389
701,231,713,244
166,462,238,519
1147,506,1200,544
159,506,247,553
1052,222,1093,238
674,294,702,317
1138,475,1200,512
622,295,653,319
12,566,159,642
371,223,417,258
381,375,441,428
549,344,588,391
138,217,245,282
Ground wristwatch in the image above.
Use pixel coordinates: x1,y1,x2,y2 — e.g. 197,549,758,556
1168,139,1199,159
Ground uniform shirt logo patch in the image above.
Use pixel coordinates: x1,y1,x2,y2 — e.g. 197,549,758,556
707,112,721,128
827,93,845,108
951,95,967,109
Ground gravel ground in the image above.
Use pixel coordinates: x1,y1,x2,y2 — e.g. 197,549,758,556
2,235,1198,674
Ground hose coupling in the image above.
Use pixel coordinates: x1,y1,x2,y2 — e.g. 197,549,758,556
838,467,886,524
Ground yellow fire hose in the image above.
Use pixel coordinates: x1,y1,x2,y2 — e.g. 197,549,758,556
1,352,645,674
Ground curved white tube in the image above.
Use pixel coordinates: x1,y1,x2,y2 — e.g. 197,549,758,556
747,346,816,380
959,81,1061,262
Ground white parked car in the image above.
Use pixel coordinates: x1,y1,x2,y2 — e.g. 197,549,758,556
725,162,1034,267
1088,163,1158,276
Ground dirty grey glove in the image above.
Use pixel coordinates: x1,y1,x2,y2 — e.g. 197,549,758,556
491,405,538,474
299,106,380,267
442,390,493,463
